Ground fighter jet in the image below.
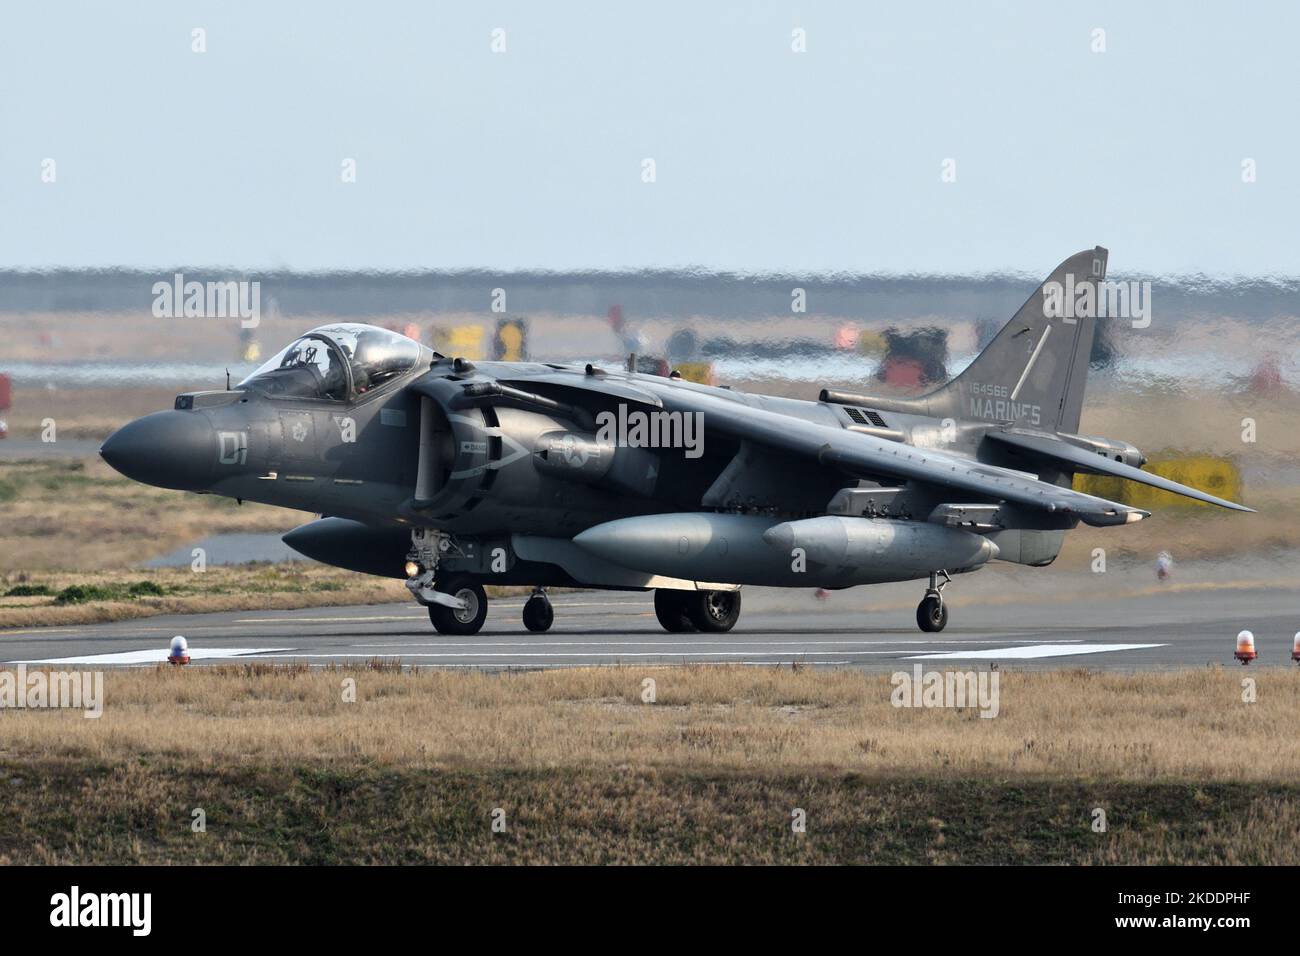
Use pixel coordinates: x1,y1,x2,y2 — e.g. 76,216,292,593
101,248,1252,636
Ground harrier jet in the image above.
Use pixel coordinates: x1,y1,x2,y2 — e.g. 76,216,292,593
101,248,1251,635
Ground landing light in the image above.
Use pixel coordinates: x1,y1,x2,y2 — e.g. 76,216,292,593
404,561,421,578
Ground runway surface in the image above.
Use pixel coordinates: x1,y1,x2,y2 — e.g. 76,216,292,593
2,571,1296,671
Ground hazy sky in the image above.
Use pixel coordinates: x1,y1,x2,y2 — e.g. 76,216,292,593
2,1,1296,276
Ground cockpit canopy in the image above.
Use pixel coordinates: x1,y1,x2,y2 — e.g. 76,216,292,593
239,324,425,401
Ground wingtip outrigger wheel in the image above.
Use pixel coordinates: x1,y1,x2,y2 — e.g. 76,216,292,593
522,587,554,633
916,570,950,633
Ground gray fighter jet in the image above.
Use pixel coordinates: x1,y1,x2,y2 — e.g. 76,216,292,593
101,248,1252,635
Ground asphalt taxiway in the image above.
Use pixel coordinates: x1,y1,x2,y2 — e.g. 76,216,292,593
2,572,1296,671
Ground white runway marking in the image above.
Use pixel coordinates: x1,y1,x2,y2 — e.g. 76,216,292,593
231,615,425,624
15,647,294,666
381,660,858,668
905,643,1166,660
3,641,1166,667
254,650,918,659
345,638,1089,649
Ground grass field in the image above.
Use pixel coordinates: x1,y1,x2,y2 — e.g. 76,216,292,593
0,456,299,573
0,456,419,626
2,666,1296,864
0,565,410,629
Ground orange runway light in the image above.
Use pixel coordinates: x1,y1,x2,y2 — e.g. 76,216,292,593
1235,630,1257,665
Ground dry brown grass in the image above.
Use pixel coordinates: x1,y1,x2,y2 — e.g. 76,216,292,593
8,761,1295,864
3,666,1299,863
1077,387,1299,461
1056,487,1300,568
0,456,298,572
5,665,1296,783
2,384,180,440
0,565,409,629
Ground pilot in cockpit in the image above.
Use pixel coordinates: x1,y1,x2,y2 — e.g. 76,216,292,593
321,344,348,400
352,329,413,394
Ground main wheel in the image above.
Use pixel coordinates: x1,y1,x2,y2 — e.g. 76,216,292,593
687,589,742,633
916,594,948,633
428,576,488,635
654,589,697,633
522,594,554,632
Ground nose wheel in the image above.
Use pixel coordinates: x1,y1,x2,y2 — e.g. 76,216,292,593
916,570,950,633
522,589,554,633
427,575,488,635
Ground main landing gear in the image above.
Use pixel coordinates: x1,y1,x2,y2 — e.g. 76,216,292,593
916,570,951,633
654,588,742,633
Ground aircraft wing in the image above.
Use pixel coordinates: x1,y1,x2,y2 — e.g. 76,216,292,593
986,429,1254,512
641,382,1150,527
499,371,664,408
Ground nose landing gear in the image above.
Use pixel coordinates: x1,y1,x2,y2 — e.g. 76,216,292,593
427,575,488,635
916,570,951,633
405,530,490,635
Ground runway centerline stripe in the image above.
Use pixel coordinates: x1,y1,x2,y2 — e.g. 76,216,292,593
905,643,1166,660
343,639,1089,649
375,660,858,668
232,615,426,624
249,650,931,659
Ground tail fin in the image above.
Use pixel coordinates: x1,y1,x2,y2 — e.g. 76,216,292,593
924,247,1107,434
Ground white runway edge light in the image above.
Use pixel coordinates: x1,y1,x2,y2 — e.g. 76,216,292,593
168,635,190,666
1234,630,1256,665
1293,632,1300,664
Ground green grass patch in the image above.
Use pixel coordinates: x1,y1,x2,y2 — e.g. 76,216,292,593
4,583,54,597
53,580,169,604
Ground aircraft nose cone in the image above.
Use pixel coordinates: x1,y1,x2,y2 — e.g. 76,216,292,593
100,411,216,490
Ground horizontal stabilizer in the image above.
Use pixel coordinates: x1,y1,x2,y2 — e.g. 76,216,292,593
987,430,1254,513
